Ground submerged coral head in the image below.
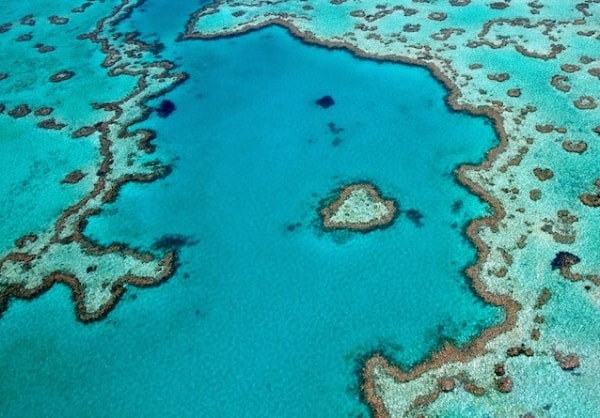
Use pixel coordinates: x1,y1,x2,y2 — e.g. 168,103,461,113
551,251,581,270
315,95,335,109
156,99,176,118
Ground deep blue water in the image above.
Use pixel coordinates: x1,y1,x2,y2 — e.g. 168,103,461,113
0,1,502,417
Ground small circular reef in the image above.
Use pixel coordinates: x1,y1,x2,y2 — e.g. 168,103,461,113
320,182,397,232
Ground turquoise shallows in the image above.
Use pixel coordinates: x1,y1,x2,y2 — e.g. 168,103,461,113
0,0,140,254
0,119,98,254
0,2,501,418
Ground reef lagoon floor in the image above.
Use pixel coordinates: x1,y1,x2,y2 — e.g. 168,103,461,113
1,1,600,417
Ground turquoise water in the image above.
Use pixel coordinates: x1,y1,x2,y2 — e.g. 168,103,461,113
0,1,503,417
0,0,125,254
0,118,98,254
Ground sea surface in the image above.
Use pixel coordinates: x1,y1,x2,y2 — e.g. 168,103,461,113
1,0,503,416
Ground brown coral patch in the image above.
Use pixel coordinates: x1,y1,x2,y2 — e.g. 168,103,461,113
507,344,534,357
562,140,587,154
37,45,56,53
449,0,471,6
487,72,510,82
16,33,33,42
580,56,595,64
550,74,570,92
431,27,465,41
403,24,420,32
463,381,486,396
529,189,541,201
15,234,37,249
494,362,505,376
61,170,86,184
576,3,592,17
48,16,69,25
34,106,54,116
7,104,31,118
494,267,507,278
507,88,521,97
515,43,564,60
554,352,580,371
534,288,552,309
72,125,100,138
72,1,93,13
49,70,75,82
577,30,595,37
38,118,67,130
558,209,578,224
541,210,578,243
533,168,554,181
561,64,580,73
489,2,509,10
428,12,447,21
20,14,35,26
349,10,366,18
0,23,13,33
573,96,597,110
553,233,574,244
588,68,600,79
495,376,513,393
535,124,553,133
438,377,456,392
580,193,600,207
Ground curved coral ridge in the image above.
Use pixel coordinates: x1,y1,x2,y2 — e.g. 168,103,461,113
0,0,186,322
321,183,396,231
182,1,600,416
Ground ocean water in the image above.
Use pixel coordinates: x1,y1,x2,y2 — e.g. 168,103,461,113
0,1,503,417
